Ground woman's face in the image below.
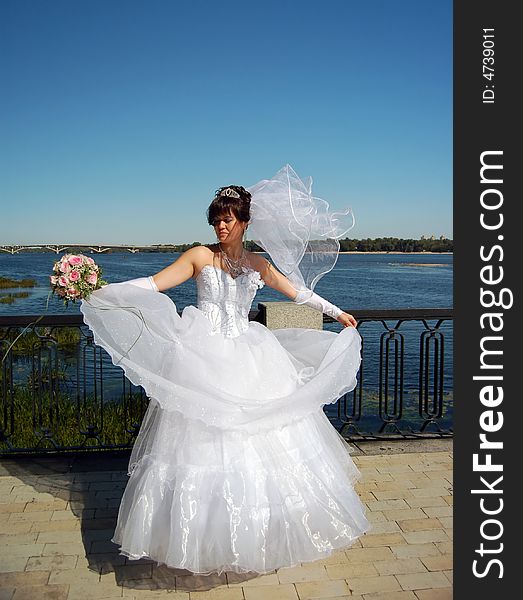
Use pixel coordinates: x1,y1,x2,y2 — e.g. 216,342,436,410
212,210,246,244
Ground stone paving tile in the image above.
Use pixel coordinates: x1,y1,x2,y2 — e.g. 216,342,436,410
347,574,402,595
420,556,453,572
0,533,39,546
66,581,125,600
360,533,407,547
36,531,83,544
434,542,452,555
0,503,27,514
414,590,453,600
387,480,421,491
437,517,452,530
0,557,28,573
366,511,387,523
0,571,50,588
29,520,81,533
125,592,190,599
243,584,298,600
294,578,351,599
423,506,453,519
345,547,396,563
376,465,415,474
276,565,328,584
364,521,401,535
371,490,415,501
9,511,52,523
366,499,411,512
311,550,349,566
11,584,69,600
412,479,451,491
410,488,451,499
363,593,417,600
3,543,45,558
47,567,102,584
25,555,78,572
399,519,444,532
396,572,449,591
42,542,86,556
383,508,427,522
325,562,378,579
24,499,68,512
400,531,451,545
373,558,427,576
405,497,448,509
390,544,441,560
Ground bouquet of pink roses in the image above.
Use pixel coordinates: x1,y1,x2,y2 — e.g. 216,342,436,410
50,253,108,306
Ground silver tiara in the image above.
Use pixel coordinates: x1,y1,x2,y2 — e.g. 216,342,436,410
220,187,240,198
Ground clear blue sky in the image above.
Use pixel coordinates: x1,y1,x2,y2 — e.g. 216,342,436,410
0,0,452,245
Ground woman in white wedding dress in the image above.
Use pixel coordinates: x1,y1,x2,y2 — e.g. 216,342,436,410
80,164,370,576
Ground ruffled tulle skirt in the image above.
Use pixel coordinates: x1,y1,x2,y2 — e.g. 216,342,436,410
80,284,371,575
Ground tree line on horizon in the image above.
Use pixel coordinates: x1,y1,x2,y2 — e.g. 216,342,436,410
170,237,454,254
337,237,453,252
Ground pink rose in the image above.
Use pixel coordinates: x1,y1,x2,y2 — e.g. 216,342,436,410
66,288,79,297
87,272,98,285
58,276,69,287
50,275,58,285
86,257,95,265
69,270,80,282
68,255,83,266
59,260,71,273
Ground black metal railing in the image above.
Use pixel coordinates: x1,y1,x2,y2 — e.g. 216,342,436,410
324,309,453,440
0,308,453,454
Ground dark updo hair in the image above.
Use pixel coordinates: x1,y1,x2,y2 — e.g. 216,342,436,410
206,185,252,226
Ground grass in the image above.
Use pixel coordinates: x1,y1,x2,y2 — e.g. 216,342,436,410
0,292,30,304
0,276,38,305
2,326,81,356
0,382,147,451
0,276,37,289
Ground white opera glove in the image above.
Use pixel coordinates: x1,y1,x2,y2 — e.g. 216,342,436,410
115,276,159,292
293,289,343,319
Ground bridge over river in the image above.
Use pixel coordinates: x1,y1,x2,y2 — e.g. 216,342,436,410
0,244,182,255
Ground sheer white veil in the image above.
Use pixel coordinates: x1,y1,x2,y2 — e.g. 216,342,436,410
247,164,355,303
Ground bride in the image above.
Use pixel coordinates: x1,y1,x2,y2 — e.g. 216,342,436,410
80,164,370,576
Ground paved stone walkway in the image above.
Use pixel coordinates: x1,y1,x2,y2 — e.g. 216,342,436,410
0,443,452,600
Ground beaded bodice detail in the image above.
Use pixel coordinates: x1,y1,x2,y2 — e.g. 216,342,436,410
196,265,265,338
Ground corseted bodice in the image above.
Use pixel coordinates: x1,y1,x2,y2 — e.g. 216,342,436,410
195,265,265,338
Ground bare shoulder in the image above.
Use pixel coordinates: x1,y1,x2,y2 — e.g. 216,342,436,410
182,244,215,265
186,244,216,272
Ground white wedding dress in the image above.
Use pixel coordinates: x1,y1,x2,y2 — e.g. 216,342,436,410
80,263,370,575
